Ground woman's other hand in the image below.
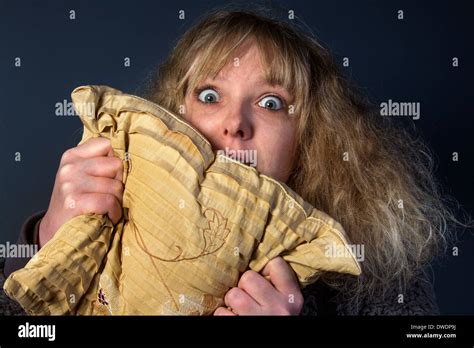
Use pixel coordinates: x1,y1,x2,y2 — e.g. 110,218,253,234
214,257,303,315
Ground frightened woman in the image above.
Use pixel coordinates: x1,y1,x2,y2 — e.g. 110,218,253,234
2,9,458,315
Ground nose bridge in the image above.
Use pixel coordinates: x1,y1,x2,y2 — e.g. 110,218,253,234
222,97,252,139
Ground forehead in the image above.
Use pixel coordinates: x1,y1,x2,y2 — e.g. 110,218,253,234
208,40,260,74
185,36,298,102
200,43,290,94
211,48,264,82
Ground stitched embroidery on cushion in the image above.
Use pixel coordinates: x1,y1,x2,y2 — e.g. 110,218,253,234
131,207,231,312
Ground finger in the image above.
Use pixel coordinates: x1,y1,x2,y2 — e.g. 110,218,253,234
237,270,278,306
213,307,236,316
224,287,260,315
81,156,123,179
73,137,112,159
74,193,123,224
74,177,123,203
106,148,124,182
261,257,300,295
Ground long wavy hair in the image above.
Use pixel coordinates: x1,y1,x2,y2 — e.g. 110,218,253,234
145,9,463,298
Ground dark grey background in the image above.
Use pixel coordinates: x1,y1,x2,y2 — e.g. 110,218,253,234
0,0,472,314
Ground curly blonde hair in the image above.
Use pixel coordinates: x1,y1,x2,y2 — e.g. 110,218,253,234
145,9,461,297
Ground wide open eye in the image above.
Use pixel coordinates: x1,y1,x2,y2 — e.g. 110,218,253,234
198,88,220,103
258,96,283,110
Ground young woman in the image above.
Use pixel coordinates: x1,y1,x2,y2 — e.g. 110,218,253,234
2,9,456,315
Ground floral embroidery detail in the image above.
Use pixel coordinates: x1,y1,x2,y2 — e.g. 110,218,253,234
133,207,231,312
98,288,109,306
135,208,231,262
202,209,232,255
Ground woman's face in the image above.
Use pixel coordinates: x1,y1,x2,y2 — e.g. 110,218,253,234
183,42,298,183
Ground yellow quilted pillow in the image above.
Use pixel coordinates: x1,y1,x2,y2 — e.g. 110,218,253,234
4,85,361,315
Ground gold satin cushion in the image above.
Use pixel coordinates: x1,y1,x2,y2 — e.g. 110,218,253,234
4,85,361,315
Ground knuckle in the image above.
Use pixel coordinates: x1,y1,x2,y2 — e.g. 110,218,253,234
225,288,243,306
112,180,124,194
291,294,304,313
213,307,225,316
111,156,123,168
270,256,285,269
284,291,304,314
63,194,77,210
112,159,124,174
60,181,74,195
90,137,110,148
58,163,75,179
239,270,257,287
224,287,237,304
295,295,304,308
272,300,293,315
61,148,75,162
99,137,112,147
103,194,117,208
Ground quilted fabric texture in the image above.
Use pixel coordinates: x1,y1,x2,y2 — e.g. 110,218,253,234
4,85,361,315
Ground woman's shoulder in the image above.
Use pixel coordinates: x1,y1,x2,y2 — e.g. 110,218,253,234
301,269,440,316
354,269,440,316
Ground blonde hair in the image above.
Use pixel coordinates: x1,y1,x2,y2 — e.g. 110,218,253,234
146,9,463,297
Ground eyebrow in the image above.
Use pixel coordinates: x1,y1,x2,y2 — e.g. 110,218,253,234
253,80,292,101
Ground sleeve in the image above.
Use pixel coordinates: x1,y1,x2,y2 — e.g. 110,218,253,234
0,258,27,315
3,210,46,278
300,279,340,316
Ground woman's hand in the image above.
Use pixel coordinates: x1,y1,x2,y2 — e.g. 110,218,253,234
214,257,303,315
39,137,124,248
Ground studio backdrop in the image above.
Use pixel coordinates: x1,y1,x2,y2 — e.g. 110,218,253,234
0,0,472,314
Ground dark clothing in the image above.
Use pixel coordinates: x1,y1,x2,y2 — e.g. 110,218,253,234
3,211,44,279
1,212,440,315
